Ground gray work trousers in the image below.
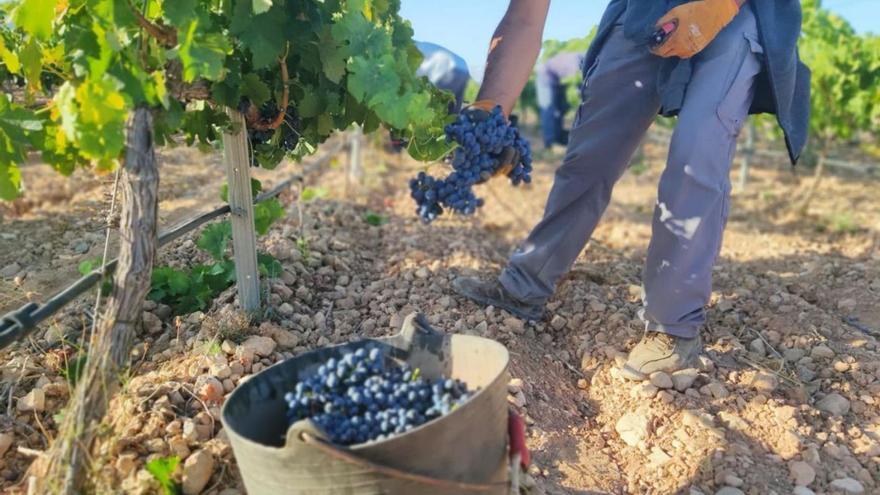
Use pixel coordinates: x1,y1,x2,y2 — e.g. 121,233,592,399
500,9,763,338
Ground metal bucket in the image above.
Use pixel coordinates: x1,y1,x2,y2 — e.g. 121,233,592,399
221,313,511,494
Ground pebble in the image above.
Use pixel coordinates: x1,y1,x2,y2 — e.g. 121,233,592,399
714,488,744,495
697,356,715,372
503,317,524,334
17,388,45,412
723,474,743,487
588,300,606,312
509,391,527,408
142,311,163,334
615,411,650,447
707,382,729,399
0,262,21,278
508,378,524,395
784,348,806,362
277,302,294,316
789,460,816,486
648,447,672,466
72,240,89,254
240,336,277,357
633,382,658,398
749,338,766,356
550,315,567,331
750,371,778,393
183,419,200,442
671,368,699,391
829,477,864,494
649,371,673,389
195,375,225,404
169,436,191,459
816,393,850,416
182,450,215,495
793,487,816,495
811,345,835,359
836,298,857,312
0,433,12,457
115,453,138,478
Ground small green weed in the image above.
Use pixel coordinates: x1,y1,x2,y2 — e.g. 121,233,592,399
145,456,181,495
363,212,388,226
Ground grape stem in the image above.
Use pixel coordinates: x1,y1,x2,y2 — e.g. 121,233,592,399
128,0,177,47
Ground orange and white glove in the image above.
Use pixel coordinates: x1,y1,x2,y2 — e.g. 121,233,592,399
460,100,519,180
650,0,740,59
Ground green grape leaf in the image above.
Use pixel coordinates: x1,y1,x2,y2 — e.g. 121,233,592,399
177,18,231,82
318,28,346,83
300,186,327,202
0,143,23,200
240,73,271,108
163,0,197,28
252,0,273,14
166,269,191,295
19,37,43,94
347,55,400,105
230,0,286,69
14,0,55,40
197,221,233,260
77,256,104,275
298,90,322,119
253,197,284,235
73,75,129,159
0,38,21,74
220,178,261,202
331,10,389,59
257,253,282,278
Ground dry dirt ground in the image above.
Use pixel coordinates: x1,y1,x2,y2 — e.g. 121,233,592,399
0,128,878,495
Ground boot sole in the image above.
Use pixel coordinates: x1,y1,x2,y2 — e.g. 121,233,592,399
452,280,544,322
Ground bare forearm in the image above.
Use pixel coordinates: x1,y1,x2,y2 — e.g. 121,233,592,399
476,0,550,115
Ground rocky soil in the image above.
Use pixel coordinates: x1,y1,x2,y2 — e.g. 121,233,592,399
0,131,878,494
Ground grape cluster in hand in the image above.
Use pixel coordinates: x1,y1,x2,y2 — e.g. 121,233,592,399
409,105,532,223
284,347,472,445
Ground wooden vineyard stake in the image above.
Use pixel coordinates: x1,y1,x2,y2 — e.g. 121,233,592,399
223,109,261,312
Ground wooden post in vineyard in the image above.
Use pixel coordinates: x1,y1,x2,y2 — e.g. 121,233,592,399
223,109,260,312
35,107,159,494
347,125,363,193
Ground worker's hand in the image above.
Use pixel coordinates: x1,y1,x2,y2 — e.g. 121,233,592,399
460,100,519,181
651,0,740,59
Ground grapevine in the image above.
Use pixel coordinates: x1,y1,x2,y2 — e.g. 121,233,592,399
409,106,532,223
0,0,457,200
285,347,472,445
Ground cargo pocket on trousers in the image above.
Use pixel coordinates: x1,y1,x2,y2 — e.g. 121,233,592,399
573,56,600,126
715,32,763,136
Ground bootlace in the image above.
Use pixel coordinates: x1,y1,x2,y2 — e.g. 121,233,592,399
644,332,676,348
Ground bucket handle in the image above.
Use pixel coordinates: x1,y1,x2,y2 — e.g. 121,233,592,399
298,431,508,492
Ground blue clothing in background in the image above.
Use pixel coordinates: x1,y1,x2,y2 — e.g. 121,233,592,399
415,41,471,113
535,52,585,148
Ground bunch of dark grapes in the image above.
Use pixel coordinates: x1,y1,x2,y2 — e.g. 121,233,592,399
284,347,472,445
239,98,302,165
409,105,532,223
